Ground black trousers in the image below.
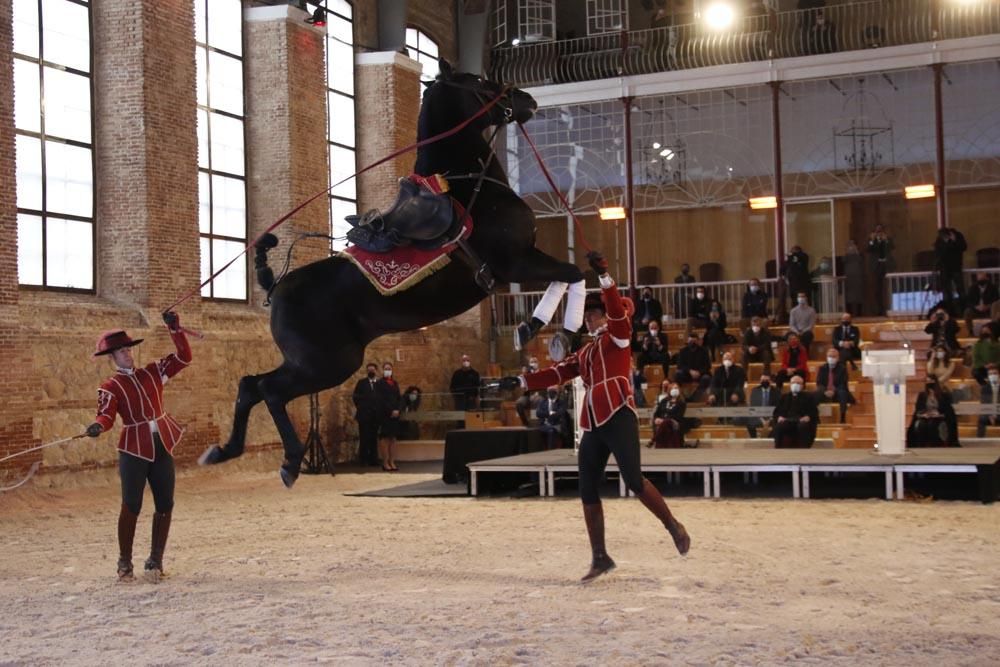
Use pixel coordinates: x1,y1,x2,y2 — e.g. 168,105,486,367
578,409,644,504
939,268,964,309
119,435,175,515
357,416,379,465
773,420,816,448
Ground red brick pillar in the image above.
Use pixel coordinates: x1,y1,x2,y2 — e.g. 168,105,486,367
355,52,422,212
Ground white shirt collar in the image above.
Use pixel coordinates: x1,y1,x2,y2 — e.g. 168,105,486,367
116,366,135,376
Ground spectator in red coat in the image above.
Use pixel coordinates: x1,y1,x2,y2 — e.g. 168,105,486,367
775,333,810,390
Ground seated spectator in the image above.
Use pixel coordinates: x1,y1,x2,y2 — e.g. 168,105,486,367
832,312,861,370
772,375,818,448
707,351,746,407
536,385,569,448
775,333,810,389
685,286,711,336
742,373,779,438
741,278,769,325
787,292,817,350
634,286,663,333
650,381,687,448
637,320,670,377
703,300,728,362
926,345,957,389
977,364,1000,437
449,354,481,411
924,308,961,358
964,272,998,337
906,381,958,447
673,333,712,400
742,316,774,374
814,349,855,423
971,329,1000,385
514,357,543,426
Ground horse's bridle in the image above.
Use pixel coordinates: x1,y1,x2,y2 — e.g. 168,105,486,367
437,77,516,125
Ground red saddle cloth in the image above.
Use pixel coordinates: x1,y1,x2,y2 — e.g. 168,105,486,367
341,174,471,296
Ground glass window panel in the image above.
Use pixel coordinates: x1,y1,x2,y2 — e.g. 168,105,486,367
13,0,40,58
197,108,209,169
406,28,418,49
209,112,245,175
200,236,211,296
327,93,355,148
329,145,357,200
329,15,352,43
327,39,354,94
45,141,93,217
330,0,351,20
419,53,439,81
17,214,43,285
43,67,91,143
207,0,243,56
329,198,356,252
424,39,438,59
210,174,246,238
45,217,92,289
199,172,211,233
195,46,208,106
14,59,41,133
16,135,43,211
208,51,244,116
41,0,90,72
211,239,247,299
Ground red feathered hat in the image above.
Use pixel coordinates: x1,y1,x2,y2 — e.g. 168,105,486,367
94,330,143,357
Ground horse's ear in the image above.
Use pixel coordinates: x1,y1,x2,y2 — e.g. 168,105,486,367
438,58,454,79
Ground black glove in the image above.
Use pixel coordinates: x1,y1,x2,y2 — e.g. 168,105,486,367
586,251,608,276
162,310,180,331
86,423,103,438
499,376,522,391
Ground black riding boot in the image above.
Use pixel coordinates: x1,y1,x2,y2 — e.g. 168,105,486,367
581,502,616,582
144,511,172,576
637,478,691,556
117,504,138,580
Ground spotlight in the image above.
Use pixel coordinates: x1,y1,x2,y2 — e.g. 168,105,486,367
511,37,521,46
703,2,736,30
306,5,326,26
652,142,661,149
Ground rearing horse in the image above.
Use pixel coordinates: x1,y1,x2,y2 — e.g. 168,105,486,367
199,60,583,486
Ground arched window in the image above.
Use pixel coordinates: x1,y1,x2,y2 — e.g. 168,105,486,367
195,0,247,300
13,0,94,290
406,27,439,85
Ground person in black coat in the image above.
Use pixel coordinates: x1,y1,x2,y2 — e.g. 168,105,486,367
673,333,712,400
650,382,687,448
814,349,855,423
375,361,403,470
924,308,961,357
703,300,728,362
707,352,746,408
963,272,999,337
351,362,382,466
673,263,696,319
634,286,664,332
907,381,959,447
782,245,811,310
772,375,819,448
742,317,775,374
449,354,481,411
741,278,769,324
934,226,967,312
742,374,780,437
536,386,570,448
686,286,712,336
832,312,862,369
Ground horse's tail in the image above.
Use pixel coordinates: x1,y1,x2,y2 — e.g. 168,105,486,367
254,233,279,292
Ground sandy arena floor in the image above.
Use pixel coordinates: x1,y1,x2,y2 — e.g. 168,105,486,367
1,457,999,666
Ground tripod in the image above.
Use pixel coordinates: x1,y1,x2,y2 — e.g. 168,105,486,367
301,393,335,476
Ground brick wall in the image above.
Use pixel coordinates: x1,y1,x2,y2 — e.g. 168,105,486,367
408,0,458,62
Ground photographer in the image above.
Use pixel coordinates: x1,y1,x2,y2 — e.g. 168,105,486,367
924,308,961,358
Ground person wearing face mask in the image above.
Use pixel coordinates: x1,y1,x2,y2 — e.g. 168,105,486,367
638,320,670,380
741,278,769,326
743,373,780,438
536,385,570,448
650,382,687,448
813,349,855,423
707,352,746,410
514,357,543,426
685,286,713,338
742,316,774,375
449,354,481,411
673,263,696,320
787,292,816,351
971,330,1000,385
634,286,663,333
907,381,958,447
963,272,998,337
772,375,818,448
781,245,811,310
673,333,713,400
843,240,865,317
926,345,957,389
375,362,403,471
351,362,382,468
977,364,1000,437
832,312,861,370
500,252,690,582
924,308,961,358
775,333,810,390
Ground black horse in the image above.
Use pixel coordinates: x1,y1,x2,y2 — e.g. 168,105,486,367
200,60,583,486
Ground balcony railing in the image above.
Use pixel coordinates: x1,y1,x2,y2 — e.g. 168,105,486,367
886,267,1000,317
489,0,1000,88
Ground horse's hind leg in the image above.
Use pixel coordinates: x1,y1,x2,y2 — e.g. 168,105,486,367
199,374,265,466
258,364,324,488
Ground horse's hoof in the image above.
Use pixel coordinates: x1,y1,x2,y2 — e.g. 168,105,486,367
549,331,571,362
198,446,230,466
279,464,299,489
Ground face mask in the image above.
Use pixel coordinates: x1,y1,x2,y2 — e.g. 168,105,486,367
696,292,704,299
760,380,770,389
750,285,759,292
462,361,471,368
383,369,392,378
670,388,680,398
649,327,659,335
409,393,418,401
751,325,760,333
827,357,837,366
529,363,539,371
547,390,558,399
797,298,806,305
990,375,999,385
790,384,802,394
723,360,733,368
936,351,946,359
367,371,376,379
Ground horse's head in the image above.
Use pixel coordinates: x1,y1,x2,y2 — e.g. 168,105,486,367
422,59,537,131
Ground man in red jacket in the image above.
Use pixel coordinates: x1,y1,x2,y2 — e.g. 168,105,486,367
502,252,690,582
86,311,192,580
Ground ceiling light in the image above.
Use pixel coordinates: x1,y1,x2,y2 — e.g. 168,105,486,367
305,6,327,26
703,2,736,30
904,184,936,199
599,206,627,221
749,196,777,210
652,142,661,149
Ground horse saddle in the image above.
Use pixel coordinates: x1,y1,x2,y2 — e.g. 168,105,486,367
345,175,458,253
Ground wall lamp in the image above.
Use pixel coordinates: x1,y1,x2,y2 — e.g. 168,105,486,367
305,2,327,26
599,206,627,221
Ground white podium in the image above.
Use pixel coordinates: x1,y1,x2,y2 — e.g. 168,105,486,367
862,348,916,455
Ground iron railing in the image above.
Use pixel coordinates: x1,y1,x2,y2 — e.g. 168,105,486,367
886,267,1000,316
490,0,1000,87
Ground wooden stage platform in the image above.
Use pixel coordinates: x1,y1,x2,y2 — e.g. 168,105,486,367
465,446,1000,502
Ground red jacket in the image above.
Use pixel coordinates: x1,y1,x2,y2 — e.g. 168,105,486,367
522,278,636,430
781,343,810,381
94,327,192,461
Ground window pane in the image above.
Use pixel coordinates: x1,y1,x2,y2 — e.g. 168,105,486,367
207,0,243,56
195,46,207,106
13,0,40,58
210,174,246,238
17,214,43,285
211,239,247,299
329,14,352,44
200,236,211,296
329,144,356,200
197,108,209,169
46,217,93,289
43,67,91,143
327,39,354,94
424,38,439,59
209,112,245,175
41,0,90,72
330,0,351,20
329,198,356,252
14,59,41,133
328,92,355,148
406,28,417,49
199,172,211,233
16,135,43,210
419,53,439,81
208,51,244,116
45,141,93,217
194,0,207,45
